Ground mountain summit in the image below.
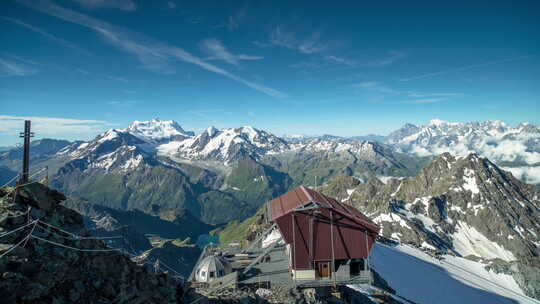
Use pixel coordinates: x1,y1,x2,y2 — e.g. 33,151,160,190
319,152,540,298
125,118,195,142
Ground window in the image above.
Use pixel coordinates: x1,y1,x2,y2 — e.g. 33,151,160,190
209,271,215,278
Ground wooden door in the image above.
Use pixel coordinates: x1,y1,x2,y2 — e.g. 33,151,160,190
317,262,331,279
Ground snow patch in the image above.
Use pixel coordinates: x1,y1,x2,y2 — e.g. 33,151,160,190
370,243,530,304
452,221,516,262
462,168,480,195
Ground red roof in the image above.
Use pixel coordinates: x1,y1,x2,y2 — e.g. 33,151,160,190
268,186,380,233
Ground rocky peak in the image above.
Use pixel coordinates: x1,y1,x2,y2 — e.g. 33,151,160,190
205,126,219,137
125,118,194,141
320,152,540,262
171,125,289,164
0,183,183,303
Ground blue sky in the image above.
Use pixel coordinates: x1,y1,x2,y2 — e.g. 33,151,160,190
0,0,539,145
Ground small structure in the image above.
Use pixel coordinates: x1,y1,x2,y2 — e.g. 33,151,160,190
267,186,380,282
189,185,381,295
194,255,232,283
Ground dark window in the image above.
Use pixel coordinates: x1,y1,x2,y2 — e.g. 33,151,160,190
209,271,215,278
350,260,361,276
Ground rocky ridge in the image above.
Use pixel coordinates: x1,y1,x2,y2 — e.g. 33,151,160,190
318,152,540,299
0,183,183,303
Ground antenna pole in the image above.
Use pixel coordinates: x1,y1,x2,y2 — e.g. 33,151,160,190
19,120,34,183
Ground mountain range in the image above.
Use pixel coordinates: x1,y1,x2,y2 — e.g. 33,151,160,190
0,119,539,225
1,118,540,302
316,152,540,299
216,152,540,301
1,118,427,225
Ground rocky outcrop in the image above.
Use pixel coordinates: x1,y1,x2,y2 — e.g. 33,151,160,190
0,183,183,304
318,152,540,300
134,240,201,278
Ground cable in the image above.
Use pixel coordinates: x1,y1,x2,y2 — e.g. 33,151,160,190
0,181,40,200
0,233,31,259
37,220,123,240
30,235,122,252
0,220,38,239
1,173,20,188
22,221,38,247
157,260,183,277
3,207,32,219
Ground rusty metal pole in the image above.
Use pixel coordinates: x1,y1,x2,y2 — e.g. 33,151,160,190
19,120,33,184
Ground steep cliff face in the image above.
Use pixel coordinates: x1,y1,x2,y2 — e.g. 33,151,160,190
0,183,183,304
318,152,540,299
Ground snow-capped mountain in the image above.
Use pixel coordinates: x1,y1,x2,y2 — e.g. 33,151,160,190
158,125,290,164
57,129,150,172
124,118,194,142
45,119,424,224
290,136,383,154
386,119,540,165
319,152,540,299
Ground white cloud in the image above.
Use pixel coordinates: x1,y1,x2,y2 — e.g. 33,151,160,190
502,166,540,185
324,55,356,67
359,50,405,67
408,92,465,98
108,100,139,106
17,0,286,98
106,75,128,82
0,57,37,77
70,0,137,11
406,98,449,104
1,17,87,54
354,80,462,104
267,26,327,54
226,5,247,31
200,38,263,66
355,81,381,89
0,115,111,136
399,54,538,82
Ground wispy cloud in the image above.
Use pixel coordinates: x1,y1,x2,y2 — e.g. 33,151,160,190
353,81,402,94
405,97,449,104
0,115,112,135
354,81,382,89
70,0,137,11
260,26,327,54
200,38,263,66
167,1,176,9
17,0,286,98
1,17,88,54
108,100,139,106
354,80,463,103
400,54,538,82
358,50,405,67
290,51,404,71
0,57,37,77
106,75,128,83
324,55,355,67
407,92,465,98
226,4,247,31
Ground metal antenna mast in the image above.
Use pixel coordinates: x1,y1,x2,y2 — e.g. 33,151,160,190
19,120,34,183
